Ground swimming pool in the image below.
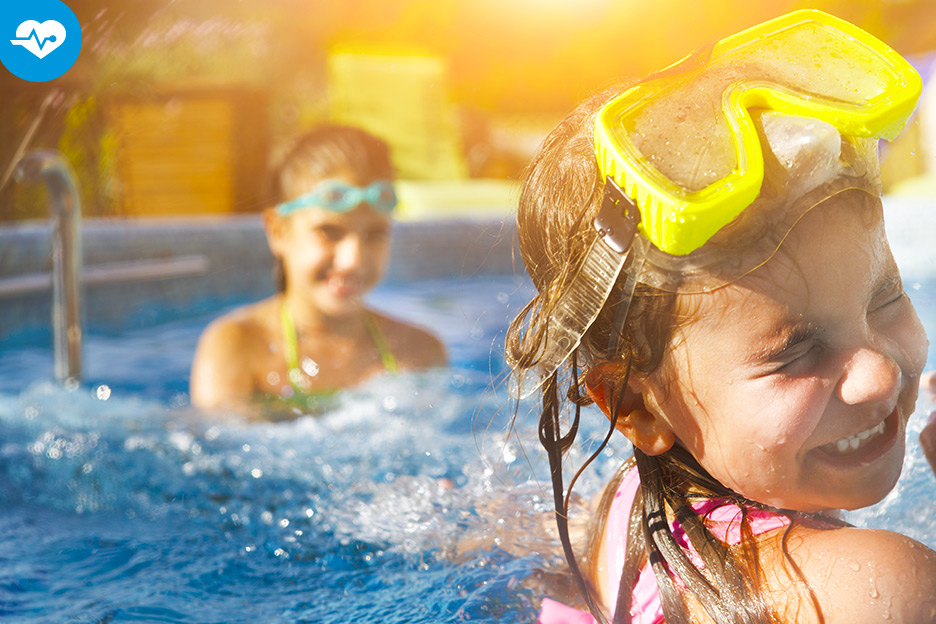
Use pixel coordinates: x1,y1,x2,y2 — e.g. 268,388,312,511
0,202,934,623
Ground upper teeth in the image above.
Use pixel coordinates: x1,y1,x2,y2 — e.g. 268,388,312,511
833,421,886,453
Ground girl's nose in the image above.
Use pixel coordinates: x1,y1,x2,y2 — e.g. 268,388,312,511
333,235,364,272
837,345,902,407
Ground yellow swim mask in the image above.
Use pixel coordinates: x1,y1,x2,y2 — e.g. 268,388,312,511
594,9,921,256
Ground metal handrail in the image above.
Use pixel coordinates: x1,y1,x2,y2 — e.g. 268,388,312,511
14,150,83,383
0,255,210,299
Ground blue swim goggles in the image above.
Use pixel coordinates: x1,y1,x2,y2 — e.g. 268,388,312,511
276,179,398,216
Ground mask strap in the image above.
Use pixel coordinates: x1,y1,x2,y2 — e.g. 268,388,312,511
605,235,648,360
511,178,642,399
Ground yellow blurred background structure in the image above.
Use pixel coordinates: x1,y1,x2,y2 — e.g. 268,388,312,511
2,0,935,220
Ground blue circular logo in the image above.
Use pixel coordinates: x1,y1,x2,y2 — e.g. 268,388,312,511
0,0,81,83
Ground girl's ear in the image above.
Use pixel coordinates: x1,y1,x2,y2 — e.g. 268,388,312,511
263,207,289,258
584,362,676,456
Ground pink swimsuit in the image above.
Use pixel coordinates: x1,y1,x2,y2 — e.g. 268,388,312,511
537,469,790,624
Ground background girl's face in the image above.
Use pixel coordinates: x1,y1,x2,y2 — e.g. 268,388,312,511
270,169,392,316
645,195,928,512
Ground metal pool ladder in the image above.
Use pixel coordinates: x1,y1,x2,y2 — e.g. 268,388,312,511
15,150,83,383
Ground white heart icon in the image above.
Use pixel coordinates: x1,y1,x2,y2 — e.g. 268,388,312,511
11,20,67,60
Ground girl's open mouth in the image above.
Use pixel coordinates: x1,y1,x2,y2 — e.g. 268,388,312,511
816,408,900,463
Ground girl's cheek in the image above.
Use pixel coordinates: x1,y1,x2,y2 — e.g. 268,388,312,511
898,317,928,381
748,381,825,447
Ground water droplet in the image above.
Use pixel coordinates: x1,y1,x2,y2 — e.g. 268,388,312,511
301,358,320,377
95,385,111,400
502,444,517,464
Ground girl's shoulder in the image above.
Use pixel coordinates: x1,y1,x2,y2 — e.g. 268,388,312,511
194,298,280,372
368,309,447,368
190,297,282,410
759,522,936,623
203,297,280,342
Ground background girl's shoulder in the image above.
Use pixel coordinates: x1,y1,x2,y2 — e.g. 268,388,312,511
205,297,279,340
193,298,281,371
370,309,447,368
760,523,936,623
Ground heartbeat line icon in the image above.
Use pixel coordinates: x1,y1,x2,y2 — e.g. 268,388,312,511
11,20,67,59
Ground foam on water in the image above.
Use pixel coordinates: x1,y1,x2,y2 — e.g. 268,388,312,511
0,335,638,620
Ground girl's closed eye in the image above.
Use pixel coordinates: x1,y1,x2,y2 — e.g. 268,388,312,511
365,226,389,243
751,325,823,377
869,281,907,316
752,347,808,377
770,342,822,375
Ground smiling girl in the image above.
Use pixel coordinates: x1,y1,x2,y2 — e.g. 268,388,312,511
506,11,936,623
190,125,445,416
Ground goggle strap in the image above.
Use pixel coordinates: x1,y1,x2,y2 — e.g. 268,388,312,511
275,180,397,216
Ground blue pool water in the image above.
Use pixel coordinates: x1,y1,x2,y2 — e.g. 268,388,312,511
1,268,935,621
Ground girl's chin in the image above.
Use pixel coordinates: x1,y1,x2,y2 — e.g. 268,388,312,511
318,295,363,315
298,280,366,312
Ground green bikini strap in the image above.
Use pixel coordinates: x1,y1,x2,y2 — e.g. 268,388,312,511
364,311,399,375
282,302,399,377
281,302,299,371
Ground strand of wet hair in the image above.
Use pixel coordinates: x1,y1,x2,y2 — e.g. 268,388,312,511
539,368,610,623
647,447,763,623
561,351,635,623
661,457,764,623
634,449,695,624
637,447,780,623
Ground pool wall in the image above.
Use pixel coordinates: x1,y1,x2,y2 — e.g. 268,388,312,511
0,215,518,341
